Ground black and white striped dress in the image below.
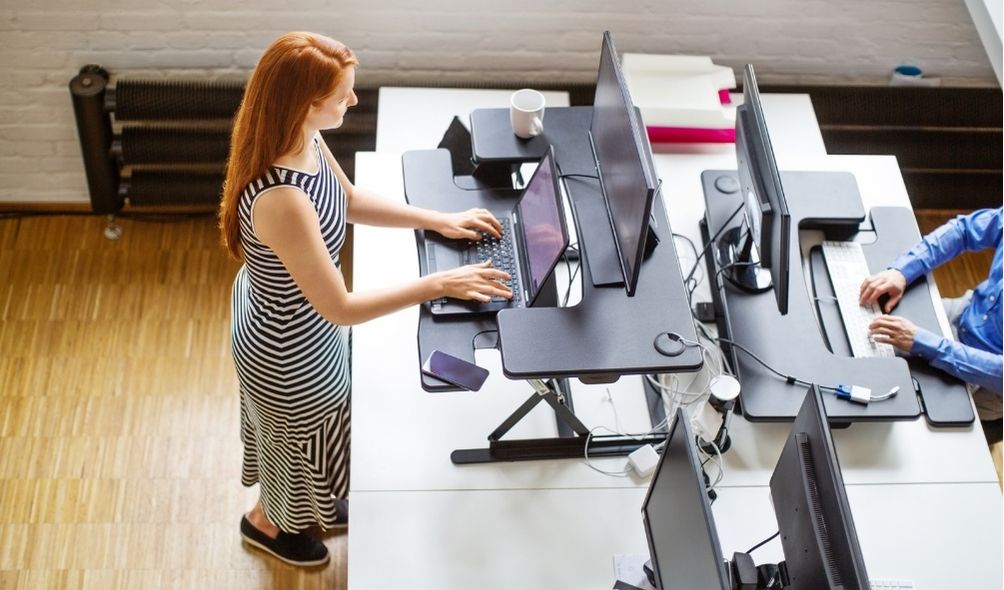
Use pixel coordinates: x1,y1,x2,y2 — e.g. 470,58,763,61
231,137,350,532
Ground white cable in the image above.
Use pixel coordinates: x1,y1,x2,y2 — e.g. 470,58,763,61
605,388,624,434
583,425,631,477
673,234,706,292
583,388,675,479
647,331,726,420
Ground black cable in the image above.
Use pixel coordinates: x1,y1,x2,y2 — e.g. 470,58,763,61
714,259,760,288
559,173,599,181
745,531,780,555
717,337,837,392
562,244,582,306
685,202,746,286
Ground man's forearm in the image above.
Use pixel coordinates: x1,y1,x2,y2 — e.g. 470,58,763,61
912,328,1004,392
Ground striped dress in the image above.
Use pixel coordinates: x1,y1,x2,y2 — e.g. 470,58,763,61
231,137,351,532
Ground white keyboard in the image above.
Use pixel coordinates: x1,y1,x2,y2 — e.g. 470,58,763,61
870,579,916,590
820,241,896,359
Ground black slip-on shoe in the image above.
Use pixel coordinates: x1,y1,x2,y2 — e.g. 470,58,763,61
240,516,330,567
331,498,348,530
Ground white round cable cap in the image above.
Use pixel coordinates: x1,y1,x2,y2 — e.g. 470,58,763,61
709,375,741,402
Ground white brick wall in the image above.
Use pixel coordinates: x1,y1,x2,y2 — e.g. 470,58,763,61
0,0,997,204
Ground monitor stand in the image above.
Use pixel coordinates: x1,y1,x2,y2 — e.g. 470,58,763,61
728,552,791,590
582,128,662,289
717,225,773,293
451,377,669,464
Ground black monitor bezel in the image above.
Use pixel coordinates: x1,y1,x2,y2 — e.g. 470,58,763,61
590,30,658,297
736,64,792,314
514,144,571,306
769,385,871,589
641,408,731,590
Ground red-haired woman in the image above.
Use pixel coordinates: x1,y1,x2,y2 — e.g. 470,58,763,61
219,32,511,566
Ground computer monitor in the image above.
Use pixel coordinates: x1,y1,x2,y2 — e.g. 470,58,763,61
641,408,731,590
770,384,871,589
589,30,659,297
718,64,792,314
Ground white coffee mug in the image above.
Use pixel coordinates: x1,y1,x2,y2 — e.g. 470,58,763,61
510,89,545,139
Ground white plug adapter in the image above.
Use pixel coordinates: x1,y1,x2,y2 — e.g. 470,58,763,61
627,444,660,478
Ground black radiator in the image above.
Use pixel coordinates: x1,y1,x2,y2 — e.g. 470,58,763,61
69,65,243,214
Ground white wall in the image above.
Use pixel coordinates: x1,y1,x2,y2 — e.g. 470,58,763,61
0,0,997,204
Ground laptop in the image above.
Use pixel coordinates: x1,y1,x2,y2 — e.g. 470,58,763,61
425,146,570,316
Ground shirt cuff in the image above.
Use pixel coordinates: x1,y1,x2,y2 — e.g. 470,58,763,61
890,253,925,285
910,327,944,360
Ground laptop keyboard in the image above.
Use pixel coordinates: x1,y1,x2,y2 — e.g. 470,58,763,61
472,219,521,305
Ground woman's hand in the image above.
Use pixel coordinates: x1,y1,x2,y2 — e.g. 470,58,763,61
433,209,503,241
433,261,512,303
859,269,906,313
868,315,918,352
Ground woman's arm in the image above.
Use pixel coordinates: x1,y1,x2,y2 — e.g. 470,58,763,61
317,136,501,239
253,186,511,326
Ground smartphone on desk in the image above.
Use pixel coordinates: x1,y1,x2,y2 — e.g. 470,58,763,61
421,350,490,391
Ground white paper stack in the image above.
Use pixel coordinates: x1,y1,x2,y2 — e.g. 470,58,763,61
622,54,737,143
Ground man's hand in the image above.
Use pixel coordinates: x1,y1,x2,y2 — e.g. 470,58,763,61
859,269,907,313
869,315,918,352
433,208,503,241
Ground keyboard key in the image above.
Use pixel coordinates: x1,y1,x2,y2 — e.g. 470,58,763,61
473,219,520,305
821,241,896,359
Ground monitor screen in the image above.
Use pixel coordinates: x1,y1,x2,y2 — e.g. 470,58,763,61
590,30,658,296
516,147,569,302
769,385,871,589
641,409,731,590
735,64,791,314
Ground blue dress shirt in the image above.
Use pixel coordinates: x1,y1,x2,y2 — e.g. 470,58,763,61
890,207,1003,393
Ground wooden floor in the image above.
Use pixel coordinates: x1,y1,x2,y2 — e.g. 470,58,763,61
0,215,346,589
0,210,998,589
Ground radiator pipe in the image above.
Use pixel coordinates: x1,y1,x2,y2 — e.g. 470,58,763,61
69,65,121,214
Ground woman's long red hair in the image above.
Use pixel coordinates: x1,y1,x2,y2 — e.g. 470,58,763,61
219,32,358,260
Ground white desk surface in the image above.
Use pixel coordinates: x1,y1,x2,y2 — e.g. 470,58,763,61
376,87,571,153
377,87,825,160
349,483,1003,590
351,150,999,492
349,88,1002,589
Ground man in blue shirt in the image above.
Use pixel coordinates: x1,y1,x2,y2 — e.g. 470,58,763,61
860,207,1002,444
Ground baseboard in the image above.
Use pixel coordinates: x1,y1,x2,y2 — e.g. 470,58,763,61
0,202,93,213
0,202,216,215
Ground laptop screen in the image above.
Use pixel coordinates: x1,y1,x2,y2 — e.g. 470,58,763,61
516,149,568,302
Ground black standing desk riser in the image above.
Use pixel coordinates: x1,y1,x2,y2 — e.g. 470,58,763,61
701,169,973,426
400,106,703,463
